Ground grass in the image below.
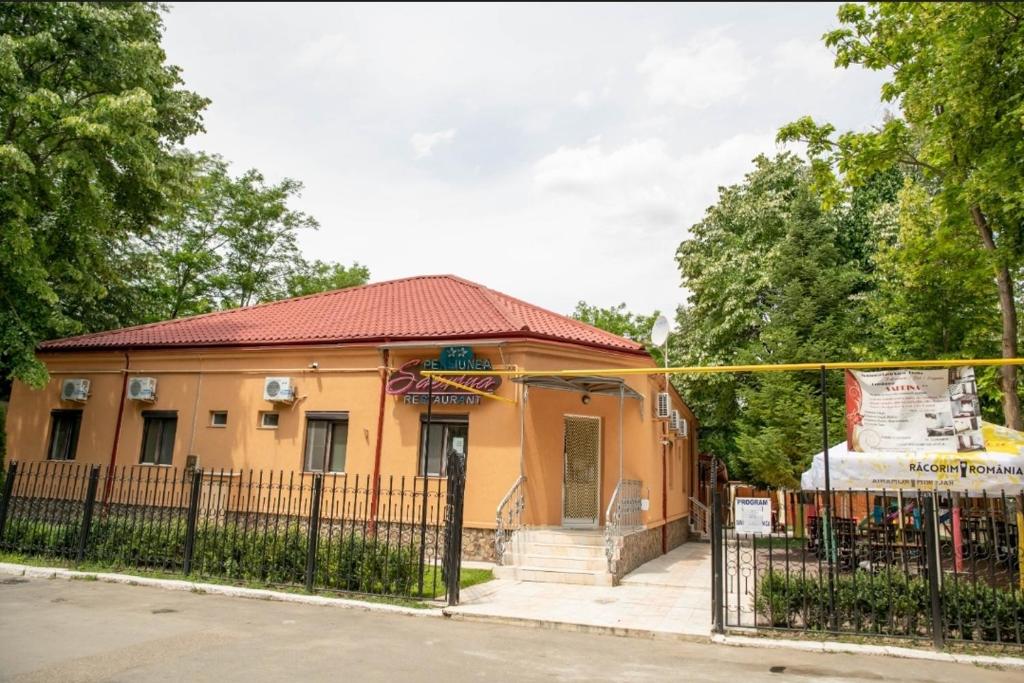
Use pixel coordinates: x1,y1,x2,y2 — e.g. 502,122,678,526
0,551,493,609
753,537,806,550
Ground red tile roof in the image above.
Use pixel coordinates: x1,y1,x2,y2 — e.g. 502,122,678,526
40,275,648,355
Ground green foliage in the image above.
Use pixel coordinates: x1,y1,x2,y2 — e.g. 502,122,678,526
757,569,1024,644
778,2,1024,427
133,155,369,320
2,516,419,596
0,4,370,388
570,302,664,364
674,154,895,486
0,3,208,387
285,260,371,299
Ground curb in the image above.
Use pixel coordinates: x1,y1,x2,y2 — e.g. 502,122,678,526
0,562,444,619
442,608,711,643
711,633,1024,670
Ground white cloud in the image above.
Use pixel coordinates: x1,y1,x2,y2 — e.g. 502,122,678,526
772,38,840,82
410,128,457,160
294,32,358,69
533,132,780,233
638,28,756,109
573,90,595,109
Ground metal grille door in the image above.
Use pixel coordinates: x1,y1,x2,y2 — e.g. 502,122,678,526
562,416,601,527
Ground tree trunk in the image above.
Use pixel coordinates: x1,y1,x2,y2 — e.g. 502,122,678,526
971,205,1021,430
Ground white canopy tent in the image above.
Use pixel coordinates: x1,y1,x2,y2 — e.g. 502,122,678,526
800,423,1024,496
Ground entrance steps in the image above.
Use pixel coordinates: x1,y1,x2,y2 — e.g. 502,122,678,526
493,528,614,586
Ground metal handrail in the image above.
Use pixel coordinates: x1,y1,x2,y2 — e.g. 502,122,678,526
689,497,710,538
494,475,526,564
604,479,643,573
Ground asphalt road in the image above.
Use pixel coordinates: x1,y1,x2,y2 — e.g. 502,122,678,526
0,576,1018,682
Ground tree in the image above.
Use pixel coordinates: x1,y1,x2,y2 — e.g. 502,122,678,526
286,259,370,298
214,170,320,308
570,302,664,364
141,157,369,316
0,3,207,387
674,154,896,486
778,2,1024,429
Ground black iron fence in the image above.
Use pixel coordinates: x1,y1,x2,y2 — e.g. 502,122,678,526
711,486,1023,650
0,458,467,605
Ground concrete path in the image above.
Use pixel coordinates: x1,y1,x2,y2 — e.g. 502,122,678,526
448,542,712,638
2,575,1018,682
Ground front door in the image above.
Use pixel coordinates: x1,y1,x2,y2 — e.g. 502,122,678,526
562,415,601,528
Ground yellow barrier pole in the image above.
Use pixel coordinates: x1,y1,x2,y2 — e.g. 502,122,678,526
423,357,1024,379
429,375,517,404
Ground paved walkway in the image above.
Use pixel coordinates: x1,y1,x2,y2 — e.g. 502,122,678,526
448,542,712,638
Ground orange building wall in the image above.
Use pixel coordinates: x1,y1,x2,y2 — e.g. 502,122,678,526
5,340,697,534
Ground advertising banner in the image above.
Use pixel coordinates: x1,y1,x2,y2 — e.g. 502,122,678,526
845,367,984,454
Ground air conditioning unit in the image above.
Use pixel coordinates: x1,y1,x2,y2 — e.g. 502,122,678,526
127,377,157,402
668,410,679,432
679,417,689,438
263,377,295,403
60,378,90,403
656,392,670,419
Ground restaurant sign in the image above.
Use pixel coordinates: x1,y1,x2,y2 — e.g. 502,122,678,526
386,346,502,405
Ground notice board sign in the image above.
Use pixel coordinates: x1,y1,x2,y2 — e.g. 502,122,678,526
734,498,771,535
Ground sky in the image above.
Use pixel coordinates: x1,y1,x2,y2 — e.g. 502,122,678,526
161,3,890,320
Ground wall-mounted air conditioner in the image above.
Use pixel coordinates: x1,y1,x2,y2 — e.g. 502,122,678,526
127,377,158,402
60,379,90,403
263,377,295,403
679,417,689,438
655,392,670,419
668,410,680,432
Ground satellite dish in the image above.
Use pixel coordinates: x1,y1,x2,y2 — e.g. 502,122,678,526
651,315,670,347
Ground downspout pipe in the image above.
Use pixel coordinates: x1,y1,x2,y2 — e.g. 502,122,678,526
369,347,390,532
103,352,130,505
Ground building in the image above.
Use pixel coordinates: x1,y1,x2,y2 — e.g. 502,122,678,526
5,275,697,582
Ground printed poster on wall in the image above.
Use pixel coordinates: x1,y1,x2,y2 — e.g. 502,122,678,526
845,367,984,454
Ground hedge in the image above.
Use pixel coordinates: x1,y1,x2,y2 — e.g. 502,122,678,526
1,516,419,596
756,569,1024,644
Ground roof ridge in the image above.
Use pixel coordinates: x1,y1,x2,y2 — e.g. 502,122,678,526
40,274,458,346
485,288,644,349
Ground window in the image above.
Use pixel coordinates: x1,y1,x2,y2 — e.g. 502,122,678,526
418,415,468,477
47,410,82,461
303,412,348,473
210,411,228,427
259,412,279,429
140,411,177,465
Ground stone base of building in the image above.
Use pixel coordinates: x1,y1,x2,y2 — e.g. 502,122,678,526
459,516,690,569
461,526,497,562
611,515,691,582
666,515,690,550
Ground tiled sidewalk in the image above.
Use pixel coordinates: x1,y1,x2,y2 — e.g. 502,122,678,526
447,543,712,638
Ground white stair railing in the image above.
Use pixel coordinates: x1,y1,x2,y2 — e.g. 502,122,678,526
604,479,643,574
689,497,710,538
495,475,526,564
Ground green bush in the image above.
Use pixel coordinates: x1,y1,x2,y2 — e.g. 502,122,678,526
1,514,421,597
756,569,1024,644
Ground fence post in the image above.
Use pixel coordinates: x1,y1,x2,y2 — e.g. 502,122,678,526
711,463,725,634
0,462,18,545
923,495,945,650
305,474,323,592
182,468,203,575
76,466,101,562
445,452,467,606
